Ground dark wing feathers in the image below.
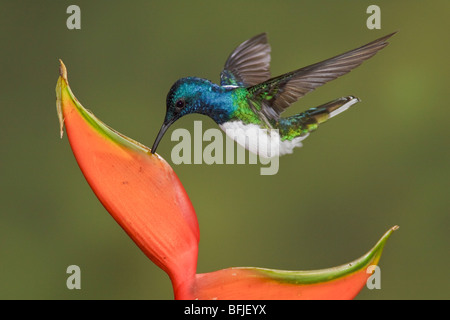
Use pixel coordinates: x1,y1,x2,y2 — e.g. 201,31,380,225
248,32,396,120
220,33,271,87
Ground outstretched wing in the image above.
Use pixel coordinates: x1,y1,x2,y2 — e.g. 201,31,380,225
248,32,396,120
220,33,271,87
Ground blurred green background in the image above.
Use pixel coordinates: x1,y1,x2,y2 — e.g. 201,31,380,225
1,0,449,299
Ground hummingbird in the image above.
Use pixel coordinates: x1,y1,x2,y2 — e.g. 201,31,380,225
151,32,395,157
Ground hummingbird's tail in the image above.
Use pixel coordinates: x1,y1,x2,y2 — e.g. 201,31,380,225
314,95,360,122
277,96,360,140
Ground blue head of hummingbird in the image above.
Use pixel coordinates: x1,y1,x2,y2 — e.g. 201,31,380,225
151,32,395,157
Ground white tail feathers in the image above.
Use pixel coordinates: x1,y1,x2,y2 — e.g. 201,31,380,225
329,96,360,119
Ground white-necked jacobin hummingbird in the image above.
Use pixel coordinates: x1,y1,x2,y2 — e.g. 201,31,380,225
151,32,395,157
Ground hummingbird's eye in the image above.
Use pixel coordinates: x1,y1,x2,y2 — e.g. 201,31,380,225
175,99,185,112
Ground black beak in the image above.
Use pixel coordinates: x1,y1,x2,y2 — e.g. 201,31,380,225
151,121,172,154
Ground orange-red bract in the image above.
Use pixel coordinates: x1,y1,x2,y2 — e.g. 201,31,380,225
189,225,397,300
57,60,199,296
57,60,397,300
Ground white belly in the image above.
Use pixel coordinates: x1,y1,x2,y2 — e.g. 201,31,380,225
219,121,307,158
